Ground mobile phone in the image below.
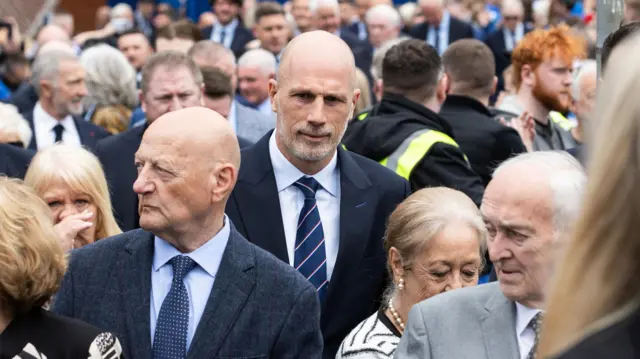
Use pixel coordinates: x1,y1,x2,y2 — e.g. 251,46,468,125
0,21,12,41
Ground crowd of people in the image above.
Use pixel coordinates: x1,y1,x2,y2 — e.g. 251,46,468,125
0,0,639,358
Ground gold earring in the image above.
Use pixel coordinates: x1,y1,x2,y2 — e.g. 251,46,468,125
398,278,405,291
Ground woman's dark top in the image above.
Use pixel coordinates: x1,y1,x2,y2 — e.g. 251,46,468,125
0,307,123,359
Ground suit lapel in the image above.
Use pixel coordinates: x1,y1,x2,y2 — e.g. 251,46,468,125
231,132,289,262
480,286,520,359
187,227,256,359
121,230,154,359
24,111,37,150
323,149,376,311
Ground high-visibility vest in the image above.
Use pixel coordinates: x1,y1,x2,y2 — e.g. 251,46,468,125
549,111,574,131
379,129,469,180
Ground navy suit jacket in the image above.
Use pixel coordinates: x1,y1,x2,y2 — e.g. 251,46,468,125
340,29,374,88
201,23,254,59
226,132,411,359
97,125,252,231
22,110,110,152
485,23,534,97
0,143,35,179
8,83,38,114
408,17,475,47
52,226,323,359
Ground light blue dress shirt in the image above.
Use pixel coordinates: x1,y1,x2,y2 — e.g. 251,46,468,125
268,132,341,280
427,11,451,55
257,98,273,118
150,216,231,350
228,100,238,133
210,18,239,49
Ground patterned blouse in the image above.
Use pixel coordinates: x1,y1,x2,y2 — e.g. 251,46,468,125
336,308,402,359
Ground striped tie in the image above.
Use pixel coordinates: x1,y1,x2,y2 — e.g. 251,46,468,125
293,176,328,301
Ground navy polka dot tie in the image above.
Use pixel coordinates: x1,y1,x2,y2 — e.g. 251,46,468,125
527,312,544,359
153,255,197,359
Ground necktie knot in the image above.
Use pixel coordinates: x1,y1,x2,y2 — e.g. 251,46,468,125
53,124,64,143
294,176,320,199
170,255,197,281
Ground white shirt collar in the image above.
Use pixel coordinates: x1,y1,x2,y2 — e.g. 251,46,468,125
34,101,74,131
217,18,239,31
268,130,339,197
229,99,238,133
515,302,543,337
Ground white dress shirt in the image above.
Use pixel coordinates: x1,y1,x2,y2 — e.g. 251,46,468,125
210,18,239,49
268,131,341,280
150,216,231,350
427,10,451,55
515,302,543,359
504,22,525,52
33,102,81,150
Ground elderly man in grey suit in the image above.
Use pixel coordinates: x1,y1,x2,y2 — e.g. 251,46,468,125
394,151,586,359
52,107,322,359
188,40,275,142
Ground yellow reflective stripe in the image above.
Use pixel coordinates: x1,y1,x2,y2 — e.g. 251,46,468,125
341,143,347,150
379,130,465,180
357,112,368,121
549,111,574,131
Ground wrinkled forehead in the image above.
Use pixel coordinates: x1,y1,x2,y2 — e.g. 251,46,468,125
147,67,200,92
279,54,355,90
482,173,554,224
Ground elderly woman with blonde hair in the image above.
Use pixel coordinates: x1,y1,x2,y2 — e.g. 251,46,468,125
24,144,121,251
0,178,123,358
80,44,138,134
337,187,487,359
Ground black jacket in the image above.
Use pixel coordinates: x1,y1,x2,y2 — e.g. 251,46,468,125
440,95,527,186
0,143,34,179
344,93,484,206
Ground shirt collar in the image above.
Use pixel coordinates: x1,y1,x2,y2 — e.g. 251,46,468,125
229,100,238,132
258,98,271,113
152,215,231,278
515,302,543,337
217,18,239,31
440,11,450,29
268,131,339,197
35,101,74,130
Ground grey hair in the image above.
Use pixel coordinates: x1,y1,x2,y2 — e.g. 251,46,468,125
111,3,134,19
572,59,597,101
501,0,525,15
238,49,277,76
0,104,32,148
366,4,402,28
188,40,237,67
309,0,340,16
80,44,138,109
31,50,79,96
398,2,417,23
493,151,587,234
371,37,410,81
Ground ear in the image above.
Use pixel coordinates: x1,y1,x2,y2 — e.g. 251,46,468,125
444,72,452,94
388,247,406,283
268,78,279,112
521,64,535,88
252,26,259,38
491,76,498,95
139,89,146,113
210,162,238,203
436,73,448,104
374,79,383,102
40,79,53,100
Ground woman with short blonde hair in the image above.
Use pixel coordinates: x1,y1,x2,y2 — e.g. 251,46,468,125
0,178,123,358
337,187,487,359
24,144,121,250
537,34,640,358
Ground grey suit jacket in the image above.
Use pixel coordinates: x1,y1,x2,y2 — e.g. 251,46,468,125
52,225,323,359
394,283,520,359
236,102,275,143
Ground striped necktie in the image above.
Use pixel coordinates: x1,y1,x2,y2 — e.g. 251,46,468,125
293,176,328,301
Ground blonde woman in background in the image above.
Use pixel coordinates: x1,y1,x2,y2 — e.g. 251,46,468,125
336,187,486,359
80,44,138,134
537,34,640,359
24,144,121,251
354,67,372,116
0,178,123,358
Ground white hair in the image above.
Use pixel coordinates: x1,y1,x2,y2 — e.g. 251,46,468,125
111,3,134,19
31,50,79,95
0,104,32,148
572,59,597,101
309,0,340,16
398,2,418,23
80,44,138,109
371,36,410,81
37,40,76,56
493,151,587,234
365,4,402,27
502,0,525,15
238,49,277,76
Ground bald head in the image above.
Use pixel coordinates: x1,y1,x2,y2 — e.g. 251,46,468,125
278,30,357,88
134,107,240,250
38,40,75,56
36,25,70,46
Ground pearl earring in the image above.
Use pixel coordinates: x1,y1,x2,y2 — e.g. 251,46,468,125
398,278,405,291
